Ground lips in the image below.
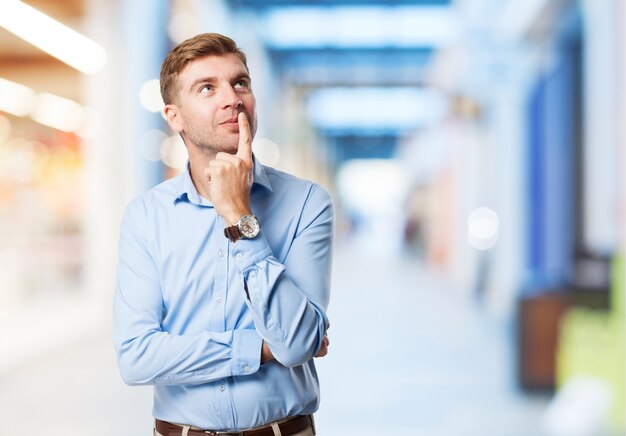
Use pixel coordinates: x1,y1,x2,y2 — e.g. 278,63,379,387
220,113,240,125
219,118,239,133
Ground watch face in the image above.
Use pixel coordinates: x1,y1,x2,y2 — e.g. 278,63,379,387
239,215,260,239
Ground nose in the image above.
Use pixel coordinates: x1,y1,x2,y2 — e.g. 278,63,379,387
220,85,242,110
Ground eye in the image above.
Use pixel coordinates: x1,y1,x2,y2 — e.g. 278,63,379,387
234,79,249,89
199,84,213,94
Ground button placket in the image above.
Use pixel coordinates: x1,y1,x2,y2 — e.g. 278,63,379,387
212,237,229,329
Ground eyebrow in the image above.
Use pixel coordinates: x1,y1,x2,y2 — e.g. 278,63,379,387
188,73,251,94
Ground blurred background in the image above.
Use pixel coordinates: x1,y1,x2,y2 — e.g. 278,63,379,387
0,0,624,435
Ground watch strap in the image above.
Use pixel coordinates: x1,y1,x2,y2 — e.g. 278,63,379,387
224,225,242,242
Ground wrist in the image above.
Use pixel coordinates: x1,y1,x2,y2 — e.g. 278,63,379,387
223,208,252,226
224,213,260,243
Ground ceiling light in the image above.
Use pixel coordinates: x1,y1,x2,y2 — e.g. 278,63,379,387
31,93,85,132
263,6,459,48
0,0,107,74
0,114,11,144
161,135,188,169
307,87,448,130
0,77,36,117
467,207,500,250
337,159,408,215
139,79,165,113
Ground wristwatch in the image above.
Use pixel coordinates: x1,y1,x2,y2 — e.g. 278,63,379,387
224,214,260,242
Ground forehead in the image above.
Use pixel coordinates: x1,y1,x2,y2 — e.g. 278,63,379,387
178,53,249,86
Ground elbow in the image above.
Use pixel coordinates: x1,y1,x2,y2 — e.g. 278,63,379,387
274,351,309,368
118,362,151,386
115,344,157,386
119,368,142,386
268,319,327,368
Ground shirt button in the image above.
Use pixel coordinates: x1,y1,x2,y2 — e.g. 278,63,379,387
218,250,224,257
219,384,225,392
244,365,251,373
217,297,223,304
236,253,243,260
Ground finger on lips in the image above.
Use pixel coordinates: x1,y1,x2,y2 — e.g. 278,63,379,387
236,112,252,164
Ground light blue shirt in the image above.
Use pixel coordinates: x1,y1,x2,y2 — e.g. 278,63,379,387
113,159,333,431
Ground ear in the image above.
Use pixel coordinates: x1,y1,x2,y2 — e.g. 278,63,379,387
163,104,183,133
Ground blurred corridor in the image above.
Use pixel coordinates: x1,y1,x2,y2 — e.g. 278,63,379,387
0,0,624,435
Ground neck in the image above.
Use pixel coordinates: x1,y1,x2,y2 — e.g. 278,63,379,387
186,142,217,201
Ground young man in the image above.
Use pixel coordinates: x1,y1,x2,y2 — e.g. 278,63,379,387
113,33,333,436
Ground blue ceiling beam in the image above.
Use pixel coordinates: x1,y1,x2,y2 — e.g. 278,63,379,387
269,47,432,85
269,47,433,68
325,133,400,162
229,0,451,8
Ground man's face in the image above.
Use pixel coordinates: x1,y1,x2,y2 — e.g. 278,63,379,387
165,53,257,155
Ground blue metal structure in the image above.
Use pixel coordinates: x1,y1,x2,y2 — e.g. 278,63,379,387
525,6,583,293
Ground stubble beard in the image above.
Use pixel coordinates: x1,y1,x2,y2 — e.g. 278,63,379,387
184,112,258,158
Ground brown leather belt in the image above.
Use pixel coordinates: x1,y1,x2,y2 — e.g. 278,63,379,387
155,415,313,436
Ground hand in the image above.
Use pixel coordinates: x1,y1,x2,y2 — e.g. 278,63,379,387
315,334,329,358
204,112,254,225
261,340,274,364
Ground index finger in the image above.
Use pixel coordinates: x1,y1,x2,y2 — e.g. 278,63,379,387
236,112,252,164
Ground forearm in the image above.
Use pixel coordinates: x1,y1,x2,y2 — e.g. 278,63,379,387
113,253,263,386
113,320,263,386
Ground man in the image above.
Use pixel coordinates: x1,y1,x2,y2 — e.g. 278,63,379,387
113,33,333,436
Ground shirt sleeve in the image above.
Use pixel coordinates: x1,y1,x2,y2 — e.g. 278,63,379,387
112,199,263,386
231,184,334,368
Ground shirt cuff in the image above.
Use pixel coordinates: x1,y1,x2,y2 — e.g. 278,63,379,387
231,231,273,273
232,329,263,376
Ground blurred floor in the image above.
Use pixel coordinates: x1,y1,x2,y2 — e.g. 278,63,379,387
0,242,549,435
316,242,550,435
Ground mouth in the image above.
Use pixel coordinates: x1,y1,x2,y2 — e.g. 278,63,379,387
219,119,240,133
220,112,242,126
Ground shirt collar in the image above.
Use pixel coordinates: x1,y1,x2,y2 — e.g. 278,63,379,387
251,155,273,193
173,154,273,205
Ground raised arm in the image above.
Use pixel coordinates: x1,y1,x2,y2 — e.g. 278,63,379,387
233,184,333,367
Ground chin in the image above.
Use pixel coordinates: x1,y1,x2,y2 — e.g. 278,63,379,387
222,142,239,154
